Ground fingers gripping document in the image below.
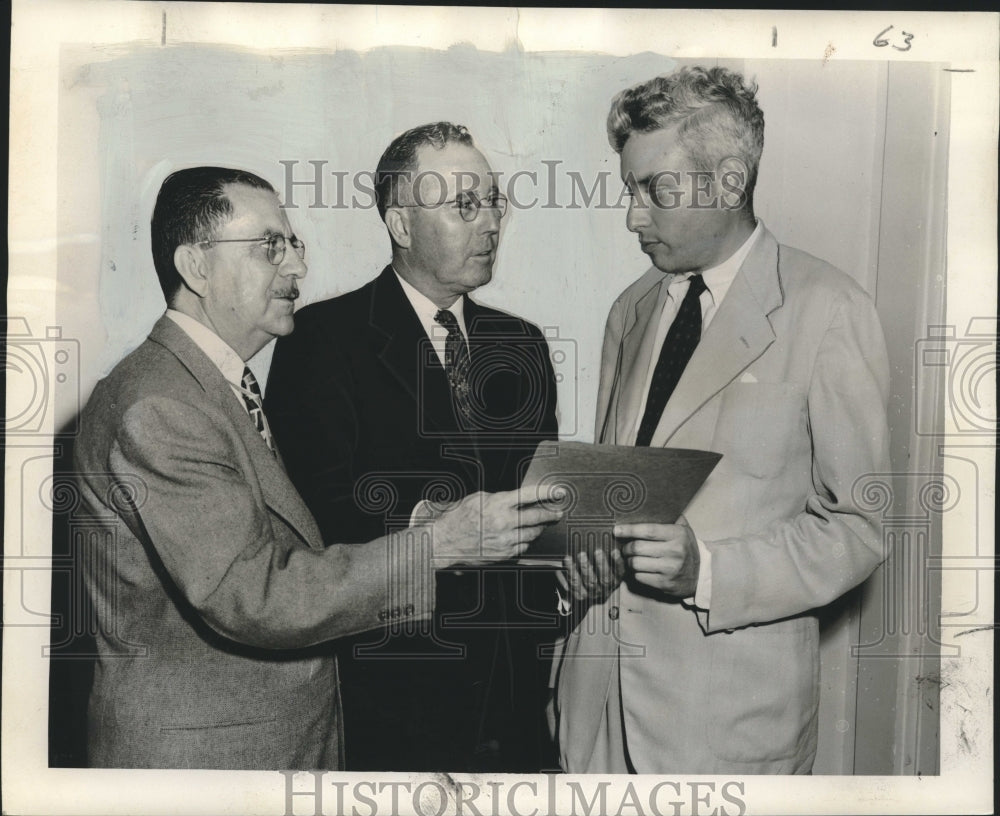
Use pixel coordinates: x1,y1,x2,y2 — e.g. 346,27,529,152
517,441,722,564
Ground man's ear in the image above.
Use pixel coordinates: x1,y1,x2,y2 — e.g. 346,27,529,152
385,208,412,249
174,244,210,297
716,156,750,211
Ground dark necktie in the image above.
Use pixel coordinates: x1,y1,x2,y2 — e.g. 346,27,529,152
240,366,275,453
635,274,708,447
434,308,473,421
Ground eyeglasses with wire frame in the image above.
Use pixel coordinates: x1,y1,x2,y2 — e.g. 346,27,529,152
393,190,508,222
198,234,306,266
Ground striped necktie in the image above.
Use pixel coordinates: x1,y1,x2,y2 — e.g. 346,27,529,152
240,366,275,454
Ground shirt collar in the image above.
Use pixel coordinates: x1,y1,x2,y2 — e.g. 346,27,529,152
669,219,763,303
165,309,247,387
392,268,466,332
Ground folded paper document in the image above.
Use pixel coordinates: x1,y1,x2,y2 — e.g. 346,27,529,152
519,440,722,562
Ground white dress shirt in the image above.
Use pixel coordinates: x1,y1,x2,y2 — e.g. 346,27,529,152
631,221,763,442
165,310,257,416
391,271,471,528
393,268,469,366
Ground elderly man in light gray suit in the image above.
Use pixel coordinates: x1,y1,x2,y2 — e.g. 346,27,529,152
74,166,559,769
552,67,891,774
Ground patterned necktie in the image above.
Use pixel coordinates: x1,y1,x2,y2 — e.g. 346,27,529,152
635,274,708,447
434,308,473,421
240,366,275,454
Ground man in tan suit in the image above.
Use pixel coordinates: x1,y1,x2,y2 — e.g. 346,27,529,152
552,67,891,774
74,166,558,769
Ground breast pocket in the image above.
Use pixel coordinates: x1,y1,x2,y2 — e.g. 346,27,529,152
711,382,807,479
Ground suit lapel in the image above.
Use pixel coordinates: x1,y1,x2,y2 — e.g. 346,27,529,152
648,228,784,446
368,267,456,435
610,270,667,444
368,268,484,493
148,316,323,549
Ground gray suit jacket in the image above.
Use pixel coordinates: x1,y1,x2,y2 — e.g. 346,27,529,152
74,316,435,769
554,226,891,773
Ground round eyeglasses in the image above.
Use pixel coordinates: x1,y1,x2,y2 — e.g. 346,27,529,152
199,234,306,266
394,191,508,222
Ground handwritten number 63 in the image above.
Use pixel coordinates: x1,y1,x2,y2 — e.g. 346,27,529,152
874,25,914,52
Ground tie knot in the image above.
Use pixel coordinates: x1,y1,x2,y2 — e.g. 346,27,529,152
686,274,707,298
241,366,262,399
434,309,460,332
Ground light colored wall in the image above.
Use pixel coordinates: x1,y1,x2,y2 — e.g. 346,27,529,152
749,58,886,294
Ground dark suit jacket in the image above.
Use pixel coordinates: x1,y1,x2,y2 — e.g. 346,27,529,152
266,267,559,771
73,315,435,769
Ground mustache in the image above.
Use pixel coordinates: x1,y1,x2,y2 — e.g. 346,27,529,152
272,286,300,299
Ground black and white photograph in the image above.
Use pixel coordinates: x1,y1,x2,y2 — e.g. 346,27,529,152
3,4,996,815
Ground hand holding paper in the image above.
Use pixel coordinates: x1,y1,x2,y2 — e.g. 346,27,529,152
429,489,563,567
560,547,625,603
519,441,721,564
616,517,699,598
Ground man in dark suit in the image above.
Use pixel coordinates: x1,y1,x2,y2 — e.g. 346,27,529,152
73,166,557,769
266,123,561,772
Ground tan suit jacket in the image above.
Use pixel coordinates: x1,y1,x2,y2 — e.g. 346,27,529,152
554,226,891,773
74,316,434,769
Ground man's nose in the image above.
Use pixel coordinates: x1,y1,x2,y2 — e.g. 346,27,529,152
478,204,502,233
279,246,307,278
625,194,650,233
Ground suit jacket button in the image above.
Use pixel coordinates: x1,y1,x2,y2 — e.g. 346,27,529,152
609,605,619,620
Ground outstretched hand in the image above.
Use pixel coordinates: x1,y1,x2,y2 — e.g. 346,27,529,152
430,489,563,568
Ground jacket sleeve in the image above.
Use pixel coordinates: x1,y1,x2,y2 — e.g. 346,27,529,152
702,287,892,631
110,393,435,650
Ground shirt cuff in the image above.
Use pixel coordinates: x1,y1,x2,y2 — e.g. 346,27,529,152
684,538,712,609
555,585,572,617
